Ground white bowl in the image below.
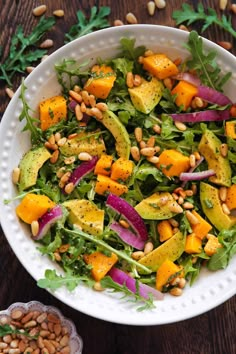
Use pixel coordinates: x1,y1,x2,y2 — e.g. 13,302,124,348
1,25,236,325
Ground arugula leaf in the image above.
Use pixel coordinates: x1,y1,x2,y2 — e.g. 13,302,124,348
0,324,38,339
185,31,231,91
19,82,43,145
65,6,111,42
0,16,55,86
172,4,236,38
119,38,146,61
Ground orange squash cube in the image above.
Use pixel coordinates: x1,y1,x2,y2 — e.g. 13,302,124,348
84,251,118,281
157,149,190,177
225,121,236,139
204,234,222,256
39,95,67,131
142,54,179,80
185,233,202,254
95,174,128,196
84,64,116,99
157,220,173,242
94,154,113,176
171,81,198,110
110,158,134,181
156,259,182,291
226,184,236,210
191,210,212,240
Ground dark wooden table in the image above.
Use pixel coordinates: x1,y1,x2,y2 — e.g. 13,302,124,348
1,1,236,353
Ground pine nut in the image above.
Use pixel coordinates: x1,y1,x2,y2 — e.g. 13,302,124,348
222,203,230,215
170,287,182,296
134,127,143,142
50,150,59,164
130,146,140,161
41,55,49,62
133,74,142,87
193,151,201,160
64,182,75,194
185,210,200,225
185,190,194,197
56,167,66,178
114,19,124,26
231,3,236,13
59,335,69,347
217,41,232,50
147,156,159,164
0,342,8,349
191,184,197,195
64,156,75,165
68,133,78,139
153,124,161,134
183,202,194,209
81,90,90,105
147,136,155,147
189,154,196,168
139,140,146,149
144,49,154,57
179,24,189,32
131,251,144,260
32,5,47,16
219,187,227,202
26,66,35,73
178,278,186,289
178,196,184,205
12,167,20,184
39,39,54,49
174,120,187,131
169,218,179,227
31,221,39,237
53,9,64,17
88,94,96,107
138,56,144,64
90,107,103,120
170,277,180,286
78,152,92,161
53,324,61,337
60,171,71,183
144,241,154,255
5,87,14,98
163,77,173,90
219,0,228,11
69,90,82,103
57,137,67,147
44,142,58,151
147,1,156,15
140,147,155,157
11,310,23,320
93,282,104,291
169,203,183,213
24,320,37,328
43,339,55,353
126,72,134,88
194,96,204,108
54,132,61,142
75,104,83,121
95,102,108,111
61,346,70,354
119,219,130,228
220,143,228,157
80,102,87,113
154,0,166,9
9,349,20,354
126,12,138,24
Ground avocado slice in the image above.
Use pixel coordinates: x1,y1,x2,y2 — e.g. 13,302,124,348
198,130,231,187
128,77,164,114
18,146,51,191
60,131,106,157
138,231,186,272
97,110,130,159
134,192,183,220
200,182,236,231
63,199,104,236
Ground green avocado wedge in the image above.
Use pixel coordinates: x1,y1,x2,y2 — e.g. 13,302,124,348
200,182,236,231
18,146,51,192
138,231,186,272
198,130,231,187
98,110,131,159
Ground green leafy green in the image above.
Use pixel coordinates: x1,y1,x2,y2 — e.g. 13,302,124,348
185,31,231,90
0,16,55,86
172,4,236,38
65,6,111,43
119,38,146,61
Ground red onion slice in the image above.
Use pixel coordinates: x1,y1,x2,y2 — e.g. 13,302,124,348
33,205,63,240
170,109,230,123
66,156,98,188
68,100,77,112
109,268,164,300
106,194,148,241
173,72,201,87
179,169,216,182
197,85,232,106
110,222,145,250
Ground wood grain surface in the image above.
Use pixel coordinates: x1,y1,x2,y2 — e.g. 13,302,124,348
0,1,236,353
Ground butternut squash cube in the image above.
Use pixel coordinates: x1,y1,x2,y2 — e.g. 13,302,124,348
226,184,236,210
191,210,212,240
95,174,128,196
84,251,118,281
94,154,113,176
157,220,173,242
225,121,236,139
185,233,202,254
156,259,182,291
16,193,56,224
204,234,222,256
39,95,67,131
142,54,179,80
84,64,116,99
157,149,190,177
171,81,198,110
110,157,134,181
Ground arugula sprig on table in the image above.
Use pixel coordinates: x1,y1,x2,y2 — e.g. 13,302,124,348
65,6,111,43
0,16,55,86
172,3,236,38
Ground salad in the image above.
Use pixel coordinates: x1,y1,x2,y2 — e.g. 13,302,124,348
12,31,236,310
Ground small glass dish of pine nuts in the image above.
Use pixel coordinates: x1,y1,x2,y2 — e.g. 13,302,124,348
0,301,83,354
